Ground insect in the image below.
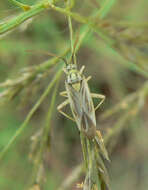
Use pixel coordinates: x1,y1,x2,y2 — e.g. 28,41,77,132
57,55,109,161
27,49,109,160
26,49,110,188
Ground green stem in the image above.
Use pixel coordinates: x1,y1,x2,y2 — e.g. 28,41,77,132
50,4,88,24
0,2,88,35
68,16,74,55
9,0,31,11
80,132,88,169
0,2,112,46
95,0,116,19
66,0,78,65
66,0,74,55
0,3,46,35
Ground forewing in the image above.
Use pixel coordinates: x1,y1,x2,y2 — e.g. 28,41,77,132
65,82,82,128
80,79,96,125
80,111,96,139
80,79,109,160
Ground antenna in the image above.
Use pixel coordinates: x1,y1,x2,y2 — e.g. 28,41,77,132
26,50,68,65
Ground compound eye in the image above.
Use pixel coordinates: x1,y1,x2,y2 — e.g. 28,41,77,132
66,76,71,84
70,73,77,81
66,65,71,71
78,75,82,82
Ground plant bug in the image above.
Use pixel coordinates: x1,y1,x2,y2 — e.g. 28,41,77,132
26,48,110,188
27,49,109,160
57,55,109,161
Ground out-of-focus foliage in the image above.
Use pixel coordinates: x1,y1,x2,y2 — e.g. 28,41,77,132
0,0,148,190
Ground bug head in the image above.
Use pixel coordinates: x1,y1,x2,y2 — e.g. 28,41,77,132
63,59,83,85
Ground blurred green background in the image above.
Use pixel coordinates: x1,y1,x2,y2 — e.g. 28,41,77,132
0,0,148,190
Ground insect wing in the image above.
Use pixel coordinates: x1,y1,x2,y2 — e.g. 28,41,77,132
65,82,82,130
80,111,96,139
80,79,96,125
66,80,96,138
80,79,109,160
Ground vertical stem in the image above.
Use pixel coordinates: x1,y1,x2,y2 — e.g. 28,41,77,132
87,139,91,190
66,0,77,64
80,132,88,169
68,15,74,55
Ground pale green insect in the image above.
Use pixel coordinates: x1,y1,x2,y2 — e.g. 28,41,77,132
57,58,109,161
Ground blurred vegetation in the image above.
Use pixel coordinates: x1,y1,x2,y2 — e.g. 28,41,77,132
0,0,148,190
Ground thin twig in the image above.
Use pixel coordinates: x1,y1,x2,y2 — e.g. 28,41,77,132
57,164,84,190
29,81,60,187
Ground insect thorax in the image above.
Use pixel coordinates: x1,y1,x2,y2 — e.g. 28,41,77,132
65,64,83,91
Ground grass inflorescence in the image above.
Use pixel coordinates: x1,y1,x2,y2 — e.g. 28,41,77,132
0,0,148,190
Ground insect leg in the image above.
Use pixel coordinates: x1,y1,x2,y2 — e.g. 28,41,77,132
57,99,75,122
80,65,85,74
60,91,68,97
86,76,92,82
91,93,105,111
